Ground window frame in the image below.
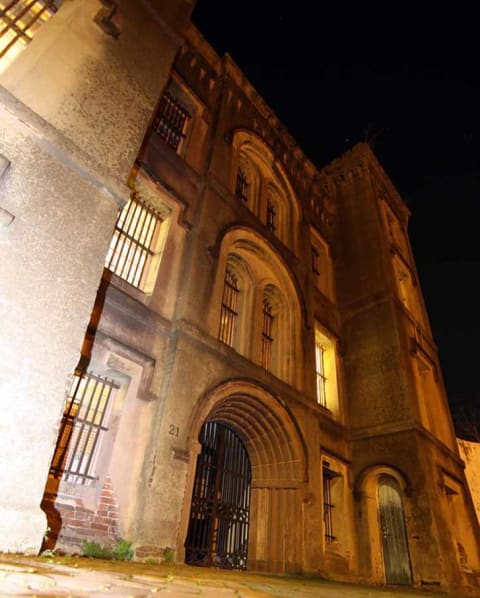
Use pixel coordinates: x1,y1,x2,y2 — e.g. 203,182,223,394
218,267,240,347
151,90,191,154
49,370,118,486
105,191,169,293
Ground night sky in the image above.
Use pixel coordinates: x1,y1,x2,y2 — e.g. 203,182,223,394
192,2,480,432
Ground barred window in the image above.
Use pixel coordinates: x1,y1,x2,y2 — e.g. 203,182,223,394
235,168,249,203
218,268,239,347
105,192,163,290
315,341,327,407
50,370,118,485
261,298,274,371
0,1,57,74
266,198,277,233
152,91,190,153
323,464,336,543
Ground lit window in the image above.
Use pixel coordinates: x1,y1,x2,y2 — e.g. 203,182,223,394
315,342,327,408
235,168,249,203
0,1,57,74
50,370,118,485
152,91,190,153
105,192,164,290
315,325,339,415
218,268,239,347
323,464,337,543
266,198,277,233
261,298,274,371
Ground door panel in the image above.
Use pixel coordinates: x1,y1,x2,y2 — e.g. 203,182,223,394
378,475,412,585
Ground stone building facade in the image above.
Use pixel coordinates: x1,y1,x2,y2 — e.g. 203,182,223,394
1,2,479,592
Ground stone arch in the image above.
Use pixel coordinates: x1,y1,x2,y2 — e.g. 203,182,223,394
178,380,308,573
231,129,302,252
207,225,306,389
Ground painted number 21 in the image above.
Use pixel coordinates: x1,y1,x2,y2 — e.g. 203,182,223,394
168,424,179,437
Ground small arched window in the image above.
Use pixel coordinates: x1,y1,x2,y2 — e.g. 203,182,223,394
218,267,240,347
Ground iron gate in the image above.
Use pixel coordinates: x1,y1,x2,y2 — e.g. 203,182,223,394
185,421,251,570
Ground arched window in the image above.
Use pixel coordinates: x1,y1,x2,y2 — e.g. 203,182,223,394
210,229,303,389
231,132,301,254
218,268,240,347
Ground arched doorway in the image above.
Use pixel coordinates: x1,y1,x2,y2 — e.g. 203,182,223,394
378,475,412,585
180,381,308,573
185,421,251,570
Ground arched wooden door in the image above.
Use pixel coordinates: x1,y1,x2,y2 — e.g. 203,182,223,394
378,475,412,585
185,421,251,570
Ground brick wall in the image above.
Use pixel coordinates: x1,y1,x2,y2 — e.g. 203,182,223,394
42,476,120,553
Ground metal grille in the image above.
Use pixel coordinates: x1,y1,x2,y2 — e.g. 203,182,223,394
323,465,336,543
235,168,249,203
0,1,57,73
266,199,277,233
261,298,274,371
105,192,163,289
218,268,239,347
315,342,327,407
50,370,118,485
185,421,251,570
152,91,190,153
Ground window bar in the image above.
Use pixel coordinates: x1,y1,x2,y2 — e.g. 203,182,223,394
153,92,190,152
218,269,239,346
0,1,56,60
63,374,101,482
316,343,327,407
107,197,136,274
105,193,162,289
123,200,151,285
235,168,249,203
80,382,115,481
323,467,336,543
50,371,118,484
261,298,274,370
266,199,276,233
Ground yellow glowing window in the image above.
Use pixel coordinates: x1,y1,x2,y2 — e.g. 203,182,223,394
105,192,164,290
0,1,57,75
315,343,327,407
50,370,118,485
315,326,339,415
218,268,239,347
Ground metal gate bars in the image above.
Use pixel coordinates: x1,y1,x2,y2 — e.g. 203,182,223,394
185,421,251,570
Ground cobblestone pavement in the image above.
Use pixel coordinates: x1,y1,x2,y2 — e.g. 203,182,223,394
0,556,477,598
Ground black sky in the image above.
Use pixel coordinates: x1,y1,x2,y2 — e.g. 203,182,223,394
192,2,480,429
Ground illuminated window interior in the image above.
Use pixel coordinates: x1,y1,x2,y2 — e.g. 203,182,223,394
218,268,240,347
0,0,57,75
105,191,169,292
49,370,118,485
261,297,275,371
315,325,339,415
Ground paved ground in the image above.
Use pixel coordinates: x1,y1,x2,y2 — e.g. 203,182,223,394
0,555,478,598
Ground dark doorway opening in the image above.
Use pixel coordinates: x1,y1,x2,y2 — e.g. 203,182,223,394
185,421,251,570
